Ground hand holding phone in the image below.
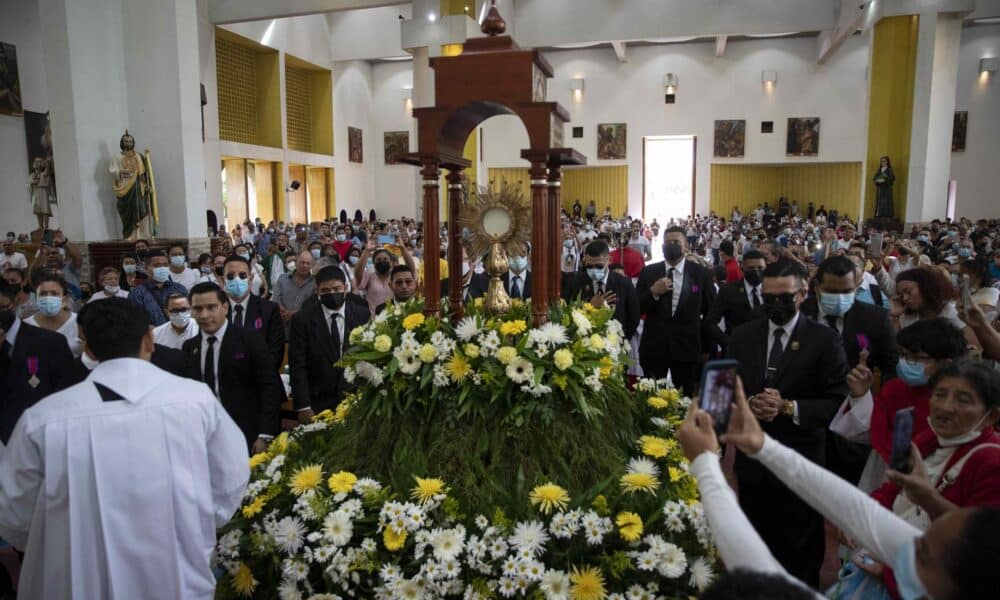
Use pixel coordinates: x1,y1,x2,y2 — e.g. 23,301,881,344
870,232,884,259
890,407,915,473
698,360,739,436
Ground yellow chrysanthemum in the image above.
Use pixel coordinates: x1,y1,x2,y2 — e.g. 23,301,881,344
232,562,258,597
463,343,480,358
511,298,525,308
314,408,335,423
640,435,669,458
620,472,661,495
589,334,605,350
328,470,358,493
646,396,669,410
418,343,438,363
582,302,598,314
411,476,447,504
553,348,574,371
499,319,527,336
289,464,324,495
333,399,353,423
241,496,266,518
570,565,607,600
496,346,518,365
669,466,685,483
598,356,614,379
383,525,408,551
402,313,426,331
248,452,268,469
616,511,644,542
657,388,681,402
445,352,472,382
473,297,484,308
529,482,571,515
374,334,393,352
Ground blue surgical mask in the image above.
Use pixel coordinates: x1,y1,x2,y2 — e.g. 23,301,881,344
820,291,855,317
855,287,875,305
586,267,606,282
311,249,321,259
509,256,528,273
225,277,249,299
890,537,930,600
897,358,929,387
917,235,929,243
958,247,972,258
238,252,250,261
948,230,958,238
349,256,359,266
337,234,347,242
152,266,171,283
37,295,63,317
564,239,574,248
123,264,136,275
169,255,185,268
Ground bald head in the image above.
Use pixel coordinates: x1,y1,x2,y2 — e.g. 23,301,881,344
295,249,314,276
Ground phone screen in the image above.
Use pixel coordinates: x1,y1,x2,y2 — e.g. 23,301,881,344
698,360,739,435
890,407,915,473
961,274,972,309
870,233,884,259
377,234,396,246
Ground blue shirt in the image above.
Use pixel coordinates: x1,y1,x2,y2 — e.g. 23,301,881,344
128,280,188,326
990,263,1000,281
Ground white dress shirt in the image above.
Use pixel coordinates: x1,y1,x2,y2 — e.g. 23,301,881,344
229,295,251,327
200,320,228,396
743,279,761,307
766,312,800,423
508,270,527,299
5,317,21,358
152,318,200,350
25,312,82,359
322,303,346,351
669,258,686,316
168,267,200,292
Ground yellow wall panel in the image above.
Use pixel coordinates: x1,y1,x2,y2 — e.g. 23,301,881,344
327,169,336,217
562,166,628,219
223,159,248,227
487,167,531,202
285,65,313,153
274,164,286,223
215,38,258,145
710,163,862,220
256,53,282,148
253,162,275,223
311,70,333,156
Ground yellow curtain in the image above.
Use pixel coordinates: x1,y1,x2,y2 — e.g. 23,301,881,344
486,167,531,201
710,163,862,220
562,166,628,218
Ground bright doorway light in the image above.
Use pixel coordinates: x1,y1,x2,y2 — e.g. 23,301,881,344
643,135,696,233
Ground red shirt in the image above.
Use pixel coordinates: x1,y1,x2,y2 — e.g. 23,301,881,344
870,379,933,462
610,246,644,279
723,257,743,283
332,240,354,260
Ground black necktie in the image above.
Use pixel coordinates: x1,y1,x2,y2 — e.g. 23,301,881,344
825,315,839,332
597,281,605,296
752,287,761,308
766,327,785,385
666,267,675,311
330,313,342,361
204,336,217,395
234,304,244,327
511,276,521,299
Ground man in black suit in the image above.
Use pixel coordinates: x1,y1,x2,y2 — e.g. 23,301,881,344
562,240,639,339
468,248,532,300
183,282,281,452
709,249,767,344
0,284,76,443
725,260,849,586
223,255,286,371
636,226,719,394
289,266,370,424
800,255,897,484
374,265,417,315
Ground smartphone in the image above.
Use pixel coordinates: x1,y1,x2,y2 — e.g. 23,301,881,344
377,234,396,246
698,359,740,435
870,232,884,259
890,407,915,473
961,274,972,310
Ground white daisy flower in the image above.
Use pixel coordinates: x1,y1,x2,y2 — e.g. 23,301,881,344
509,521,549,556
272,516,306,555
538,569,571,599
455,316,481,341
322,510,353,547
657,543,688,578
626,457,661,477
430,527,466,562
688,556,715,591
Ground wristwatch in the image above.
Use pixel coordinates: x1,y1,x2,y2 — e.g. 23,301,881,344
782,400,795,417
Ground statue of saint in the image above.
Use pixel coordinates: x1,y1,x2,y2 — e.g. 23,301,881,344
110,130,158,240
27,156,54,232
873,155,895,219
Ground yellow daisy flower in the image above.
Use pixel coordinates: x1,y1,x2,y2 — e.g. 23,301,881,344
328,470,358,493
289,464,324,496
616,511,644,542
373,334,393,352
411,476,447,504
248,452,268,469
269,431,289,456
639,435,669,458
619,472,661,495
529,482,571,515
383,525,408,551
499,319,527,336
333,399,353,423
445,352,472,382
496,346,517,365
569,565,607,600
598,356,614,379
232,562,258,597
553,348,574,371
669,466,685,483
402,313,425,331
646,396,669,410
241,496,266,518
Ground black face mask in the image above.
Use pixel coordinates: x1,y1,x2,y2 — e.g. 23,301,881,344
320,292,345,310
663,242,684,262
0,308,15,333
744,269,763,287
214,266,225,276
374,261,391,275
763,292,799,325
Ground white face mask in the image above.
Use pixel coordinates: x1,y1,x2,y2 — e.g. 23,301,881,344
927,413,989,447
81,352,100,370
169,311,191,329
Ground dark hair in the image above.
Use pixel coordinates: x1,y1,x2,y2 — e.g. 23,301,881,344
145,249,167,261
665,226,687,236
197,253,212,265
743,250,767,264
896,318,967,359
224,255,251,269
719,240,735,256
4,267,26,282
135,239,150,247
316,265,346,285
163,292,188,310
390,265,414,279
930,359,1000,410
762,259,806,285
167,242,186,255
77,298,150,361
816,255,857,283
945,507,1000,598
0,282,17,302
713,264,727,284
98,266,120,279
34,271,67,295
880,155,892,169
188,281,227,304
960,257,992,287
700,569,816,600
896,266,957,313
373,248,392,261
584,240,610,258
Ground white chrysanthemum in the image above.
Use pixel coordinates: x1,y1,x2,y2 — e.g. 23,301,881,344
395,578,423,599
509,521,549,556
688,556,715,591
430,330,456,355
432,364,450,387
430,527,465,561
571,309,592,334
478,330,501,356
282,558,310,582
279,579,303,600
505,357,534,384
455,316,481,341
538,569,571,599
657,543,688,578
605,318,624,340
217,529,241,559
272,516,306,555
665,514,685,533
662,500,684,519
323,510,353,547
626,457,661,477
539,322,569,345
355,361,384,386
343,366,356,383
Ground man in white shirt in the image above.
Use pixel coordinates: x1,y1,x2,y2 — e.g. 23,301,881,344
152,293,200,349
0,240,27,272
166,243,200,292
576,224,598,245
0,297,249,600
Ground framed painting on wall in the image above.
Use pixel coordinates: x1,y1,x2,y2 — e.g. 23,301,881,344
952,111,967,152
713,120,745,158
0,42,23,116
384,131,409,164
786,117,820,156
597,123,626,160
348,126,363,163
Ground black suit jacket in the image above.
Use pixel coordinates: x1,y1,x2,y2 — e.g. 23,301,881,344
800,296,898,376
726,315,849,482
288,299,370,413
637,260,719,362
230,295,286,371
183,324,281,445
68,344,198,384
709,279,763,337
562,271,640,339
0,323,76,443
468,271,532,300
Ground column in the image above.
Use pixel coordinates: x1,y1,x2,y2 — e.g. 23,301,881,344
546,162,563,302
422,160,442,317
411,46,434,217
446,169,465,319
905,13,963,223
528,159,549,325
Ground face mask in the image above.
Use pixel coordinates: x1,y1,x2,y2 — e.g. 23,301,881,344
897,358,929,387
286,262,296,271
38,296,63,317
214,266,225,276
225,277,249,298
663,242,684,262
958,248,972,258
349,256,360,266
337,234,347,242
763,296,798,325
152,266,171,283
948,230,958,238
104,285,120,295
200,266,212,275
169,255,185,268
237,252,250,261
744,269,762,287
320,292,345,310
123,264,137,275
564,239,574,248
57,247,66,258
509,256,528,273
820,291,855,317
917,235,929,243
311,249,321,259
587,267,607,282
169,311,191,329
890,538,930,600
277,245,287,252
375,261,391,275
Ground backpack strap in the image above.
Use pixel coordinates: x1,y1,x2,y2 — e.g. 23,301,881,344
936,443,1000,492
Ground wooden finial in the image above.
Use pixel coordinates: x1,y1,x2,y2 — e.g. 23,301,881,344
480,0,506,37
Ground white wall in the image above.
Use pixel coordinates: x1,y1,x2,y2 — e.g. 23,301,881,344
950,23,1000,219
333,60,376,217
371,60,419,218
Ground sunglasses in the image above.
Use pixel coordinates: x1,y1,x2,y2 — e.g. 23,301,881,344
225,272,249,280
762,290,801,304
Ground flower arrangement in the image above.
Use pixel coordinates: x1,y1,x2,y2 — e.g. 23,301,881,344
214,377,717,599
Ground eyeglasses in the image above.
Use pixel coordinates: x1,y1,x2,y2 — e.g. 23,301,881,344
225,272,249,280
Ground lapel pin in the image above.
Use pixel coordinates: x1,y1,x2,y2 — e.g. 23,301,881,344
790,341,800,351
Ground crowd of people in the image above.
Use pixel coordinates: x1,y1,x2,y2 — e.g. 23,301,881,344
2,204,1000,597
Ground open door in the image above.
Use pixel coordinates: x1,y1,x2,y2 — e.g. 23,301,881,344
643,135,696,225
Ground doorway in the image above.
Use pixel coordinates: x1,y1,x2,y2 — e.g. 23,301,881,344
643,135,696,226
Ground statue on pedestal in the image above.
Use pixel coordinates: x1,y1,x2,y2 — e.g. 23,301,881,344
27,156,54,233
873,155,895,219
110,130,158,240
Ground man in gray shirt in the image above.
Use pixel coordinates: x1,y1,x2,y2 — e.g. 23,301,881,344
272,249,316,324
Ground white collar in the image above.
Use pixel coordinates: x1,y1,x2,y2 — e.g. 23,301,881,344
666,257,686,276
89,358,168,404
322,303,345,320
508,270,527,281
204,319,228,342
6,317,21,349
743,279,759,294
768,311,800,336
230,294,251,311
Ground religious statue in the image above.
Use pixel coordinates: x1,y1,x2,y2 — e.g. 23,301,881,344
27,156,54,233
110,130,158,240
873,155,895,219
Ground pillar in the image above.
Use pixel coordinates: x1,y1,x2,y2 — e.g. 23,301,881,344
546,162,563,302
422,160,442,317
905,13,963,223
528,159,549,325
446,169,465,319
